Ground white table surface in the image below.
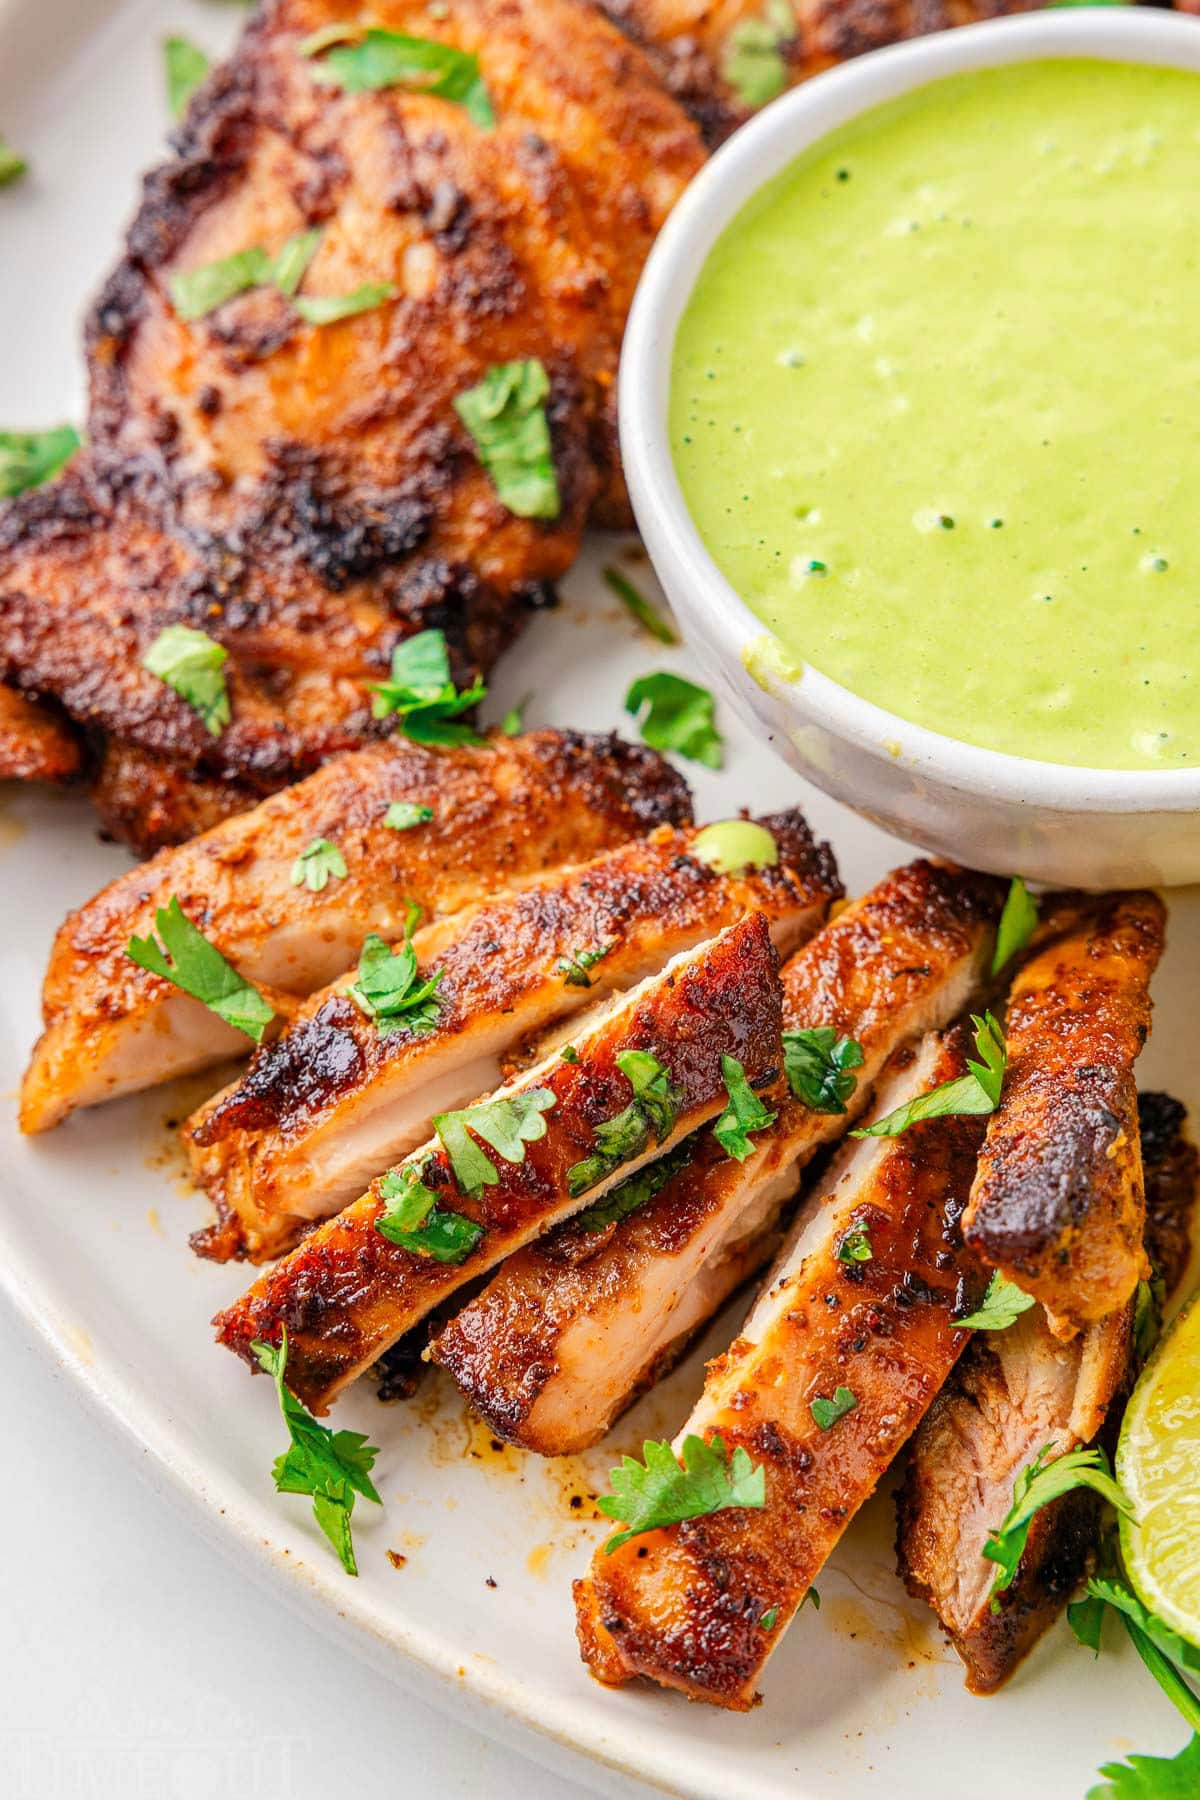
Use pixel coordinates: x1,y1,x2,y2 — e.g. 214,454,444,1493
0,1300,609,1800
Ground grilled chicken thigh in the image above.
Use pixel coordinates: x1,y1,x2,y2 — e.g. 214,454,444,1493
215,911,784,1411
575,1028,987,1708
0,686,82,784
20,729,688,1133
186,810,838,1261
898,1090,1197,1694
963,891,1164,1338
0,0,705,848
433,859,1005,1453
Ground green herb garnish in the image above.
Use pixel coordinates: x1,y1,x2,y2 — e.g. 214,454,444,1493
852,1012,1006,1139
374,1158,483,1263
836,1225,872,1264
142,624,230,735
722,0,792,110
126,896,274,1042
603,565,678,646
811,1386,857,1431
303,27,495,127
983,1445,1132,1605
369,628,487,745
164,35,211,117
557,946,609,990
692,819,777,875
383,800,434,831
598,1432,766,1553
625,672,724,769
434,1089,557,1196
169,227,323,320
291,837,347,893
294,282,397,326
560,1044,580,1064
713,1054,777,1162
1087,1737,1200,1800
499,698,526,736
252,1330,381,1576
573,1140,694,1232
958,1270,1036,1332
991,876,1038,975
783,1027,864,1114
0,138,27,186
760,1605,780,1631
347,912,444,1035
0,424,80,498
454,359,560,519
567,1049,683,1197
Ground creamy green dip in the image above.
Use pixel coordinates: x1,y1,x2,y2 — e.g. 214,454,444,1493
671,60,1200,770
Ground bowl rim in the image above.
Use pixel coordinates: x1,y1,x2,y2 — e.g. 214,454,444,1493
619,8,1200,817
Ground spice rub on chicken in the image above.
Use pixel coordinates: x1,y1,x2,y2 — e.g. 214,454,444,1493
432,859,1005,1455
963,891,1165,1338
214,912,785,1412
0,0,705,849
186,810,838,1262
574,1027,988,1709
20,729,689,1134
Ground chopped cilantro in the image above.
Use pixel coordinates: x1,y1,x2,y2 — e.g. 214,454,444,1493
126,896,274,1042
810,1386,857,1431
294,282,397,325
713,1054,777,1161
598,1432,766,1553
164,35,211,117
783,1027,864,1114
991,876,1039,976
983,1446,1132,1605
454,359,560,519
603,565,678,646
0,424,80,498
852,1012,1005,1138
723,1,792,110
434,1089,557,1196
573,1139,694,1232
567,1049,683,1197
836,1224,872,1264
368,628,487,745
383,801,434,831
557,945,609,989
291,837,347,893
347,911,444,1035
625,672,724,769
303,27,495,127
374,1158,483,1263
957,1270,1036,1332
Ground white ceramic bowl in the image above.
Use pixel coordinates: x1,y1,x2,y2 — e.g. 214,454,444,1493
621,9,1200,889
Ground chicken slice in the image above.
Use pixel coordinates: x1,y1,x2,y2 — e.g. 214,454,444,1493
0,686,82,784
963,891,1165,1338
574,1028,987,1708
20,730,689,1133
215,911,784,1412
432,859,1005,1453
186,810,839,1262
897,1089,1197,1694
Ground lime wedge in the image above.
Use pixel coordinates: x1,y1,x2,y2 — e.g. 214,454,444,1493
1118,1293,1200,1648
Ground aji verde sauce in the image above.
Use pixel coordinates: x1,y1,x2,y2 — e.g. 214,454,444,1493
670,60,1200,769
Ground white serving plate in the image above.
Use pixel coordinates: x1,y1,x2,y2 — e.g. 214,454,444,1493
1,5,1196,1795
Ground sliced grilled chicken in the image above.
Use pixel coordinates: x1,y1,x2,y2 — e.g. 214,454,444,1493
19,730,690,1134
432,859,1005,1453
215,911,784,1412
186,810,839,1262
574,1028,987,1708
963,891,1164,1338
898,1088,1197,1694
0,686,81,783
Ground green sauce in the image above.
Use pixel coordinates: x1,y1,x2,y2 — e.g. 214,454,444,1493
670,60,1200,770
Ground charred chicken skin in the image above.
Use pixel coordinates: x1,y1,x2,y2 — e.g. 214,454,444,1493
0,0,705,848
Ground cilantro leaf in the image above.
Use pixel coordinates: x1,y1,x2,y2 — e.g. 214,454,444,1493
625,672,724,770
0,138,27,186
1088,1737,1200,1800
269,226,324,297
169,227,323,320
454,359,560,519
567,1049,683,1197
598,1432,766,1553
557,945,609,989
252,1330,380,1576
142,624,231,735
164,35,210,118
991,876,1039,976
291,837,348,893
836,1224,873,1264
434,1089,557,1196
560,1044,579,1064
374,1158,483,1263
347,917,444,1035
722,0,793,110
383,800,433,831
573,1139,694,1233
1086,1579,1200,1686
1134,1273,1167,1367
603,565,678,646
760,1606,779,1631
811,1386,857,1431
1068,1588,1109,1655
368,628,487,745
783,1027,864,1113
983,1445,1132,1604
852,1012,1006,1139
713,1054,777,1162
0,424,80,498
294,282,397,326
957,1270,1036,1332
126,896,274,1042
303,27,495,127
499,698,526,736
